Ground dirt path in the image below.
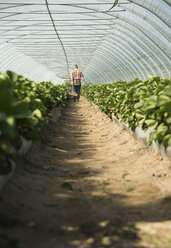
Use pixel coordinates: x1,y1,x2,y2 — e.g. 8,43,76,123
0,97,171,248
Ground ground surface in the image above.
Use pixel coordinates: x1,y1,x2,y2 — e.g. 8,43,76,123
0,97,171,248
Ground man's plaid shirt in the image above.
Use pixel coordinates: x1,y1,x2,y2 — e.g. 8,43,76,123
71,68,84,85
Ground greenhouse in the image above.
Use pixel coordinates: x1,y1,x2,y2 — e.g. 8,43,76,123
0,1,171,248
0,0,171,83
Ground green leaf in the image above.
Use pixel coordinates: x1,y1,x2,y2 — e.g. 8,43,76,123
0,91,14,110
7,70,18,84
164,86,171,97
60,182,73,191
145,102,157,110
158,95,171,106
27,116,39,126
135,113,145,119
134,101,144,109
151,121,159,130
168,137,171,146
165,102,171,113
147,75,154,80
138,117,146,126
145,119,156,126
32,109,42,120
6,116,15,127
0,73,12,90
157,124,168,134
166,116,171,124
147,132,155,146
10,101,30,118
163,134,171,146
154,124,168,142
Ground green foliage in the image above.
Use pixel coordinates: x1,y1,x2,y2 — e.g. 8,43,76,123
60,182,73,191
0,71,68,174
82,76,171,147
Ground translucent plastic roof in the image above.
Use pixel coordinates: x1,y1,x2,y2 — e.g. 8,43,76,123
0,0,171,83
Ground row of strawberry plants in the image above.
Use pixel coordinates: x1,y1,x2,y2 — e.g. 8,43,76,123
0,71,68,174
82,76,171,147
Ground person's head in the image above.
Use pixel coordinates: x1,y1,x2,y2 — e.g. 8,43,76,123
74,65,78,69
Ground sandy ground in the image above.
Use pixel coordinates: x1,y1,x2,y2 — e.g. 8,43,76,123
0,97,171,248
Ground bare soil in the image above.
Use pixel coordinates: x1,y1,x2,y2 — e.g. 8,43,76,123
0,97,171,248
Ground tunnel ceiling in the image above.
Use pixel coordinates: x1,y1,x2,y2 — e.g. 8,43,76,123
0,0,171,84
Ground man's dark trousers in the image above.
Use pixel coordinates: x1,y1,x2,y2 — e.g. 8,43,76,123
73,85,81,101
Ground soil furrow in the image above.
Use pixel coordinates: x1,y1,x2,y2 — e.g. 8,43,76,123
0,97,171,248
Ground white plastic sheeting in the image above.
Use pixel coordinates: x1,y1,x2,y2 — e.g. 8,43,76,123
0,40,63,83
0,0,170,84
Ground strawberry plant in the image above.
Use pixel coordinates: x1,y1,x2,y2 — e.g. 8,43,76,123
0,71,68,174
82,76,171,147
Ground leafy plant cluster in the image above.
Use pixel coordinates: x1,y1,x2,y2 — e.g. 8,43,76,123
82,76,171,147
0,71,68,174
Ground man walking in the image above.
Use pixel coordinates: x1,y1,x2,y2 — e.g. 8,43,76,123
70,65,85,102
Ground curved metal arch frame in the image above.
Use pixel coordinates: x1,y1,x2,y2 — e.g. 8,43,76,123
105,34,155,75
0,43,32,72
0,50,26,72
1,54,45,81
0,42,60,82
0,2,116,79
85,55,117,84
12,55,55,79
98,44,141,78
0,40,66,81
85,24,170,81
105,1,171,58
82,49,112,83
85,65,108,84
88,56,116,83
86,44,142,83
87,71,105,84
112,22,170,76
111,26,164,77
1,38,105,83
110,19,171,73
105,8,171,65
84,40,135,82
84,71,99,84
85,32,166,83
97,44,144,79
104,1,171,59
84,44,142,83
0,2,118,37
83,1,171,82
92,50,131,81
0,2,169,83
100,36,149,78
0,4,167,50
126,0,171,28
3,2,169,55
163,0,171,7
110,15,171,61
0,4,152,47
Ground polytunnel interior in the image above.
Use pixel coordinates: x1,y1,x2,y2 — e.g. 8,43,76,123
0,0,170,84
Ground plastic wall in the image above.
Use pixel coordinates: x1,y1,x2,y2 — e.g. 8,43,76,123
0,40,63,83
0,0,170,84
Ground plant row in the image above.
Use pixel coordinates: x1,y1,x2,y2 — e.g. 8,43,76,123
82,76,171,147
0,71,68,174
